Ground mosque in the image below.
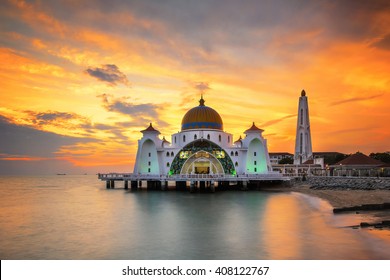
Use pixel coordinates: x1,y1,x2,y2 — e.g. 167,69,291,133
133,95,273,178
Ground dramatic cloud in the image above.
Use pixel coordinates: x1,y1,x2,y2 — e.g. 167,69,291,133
373,34,390,50
330,94,384,106
85,64,129,86
0,114,91,158
1,0,390,174
98,93,159,118
260,114,297,128
194,82,210,93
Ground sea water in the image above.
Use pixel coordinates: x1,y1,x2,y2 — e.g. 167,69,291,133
0,175,389,260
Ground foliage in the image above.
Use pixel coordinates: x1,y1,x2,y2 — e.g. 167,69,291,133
321,153,349,165
370,152,390,163
278,157,293,164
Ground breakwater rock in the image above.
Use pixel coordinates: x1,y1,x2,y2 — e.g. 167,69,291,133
295,177,390,190
333,203,390,213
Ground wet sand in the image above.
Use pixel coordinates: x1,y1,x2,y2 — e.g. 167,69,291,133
288,184,390,208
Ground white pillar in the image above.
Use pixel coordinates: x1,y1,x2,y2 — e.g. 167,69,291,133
294,90,313,165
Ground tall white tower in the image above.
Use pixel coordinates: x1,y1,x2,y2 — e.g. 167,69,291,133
294,89,313,164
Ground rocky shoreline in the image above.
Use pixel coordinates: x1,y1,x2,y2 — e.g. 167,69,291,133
285,177,390,231
299,176,390,190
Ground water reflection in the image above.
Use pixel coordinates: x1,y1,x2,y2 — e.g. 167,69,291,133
0,176,389,259
261,193,390,259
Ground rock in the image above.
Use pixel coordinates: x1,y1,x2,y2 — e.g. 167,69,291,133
360,222,371,227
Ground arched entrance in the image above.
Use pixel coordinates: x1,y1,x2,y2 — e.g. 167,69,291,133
180,151,224,175
169,139,235,175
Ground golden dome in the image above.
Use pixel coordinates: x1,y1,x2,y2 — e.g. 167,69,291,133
181,96,223,131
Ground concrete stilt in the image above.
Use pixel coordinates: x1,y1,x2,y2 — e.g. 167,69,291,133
242,180,248,191
110,180,115,189
131,181,138,190
199,181,206,191
190,181,196,193
124,180,128,189
210,181,215,193
161,180,167,191
106,180,110,189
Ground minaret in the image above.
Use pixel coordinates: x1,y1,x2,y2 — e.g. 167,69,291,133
294,89,313,164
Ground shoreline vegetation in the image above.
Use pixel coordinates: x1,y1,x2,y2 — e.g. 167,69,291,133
264,178,390,230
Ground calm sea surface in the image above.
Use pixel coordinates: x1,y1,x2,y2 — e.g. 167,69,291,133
0,175,389,260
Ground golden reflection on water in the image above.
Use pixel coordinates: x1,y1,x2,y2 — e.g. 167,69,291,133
261,194,302,259
260,193,389,260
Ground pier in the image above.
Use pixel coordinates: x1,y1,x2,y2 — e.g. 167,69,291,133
98,172,290,191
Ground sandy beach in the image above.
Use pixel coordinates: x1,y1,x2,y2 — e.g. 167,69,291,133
288,184,390,208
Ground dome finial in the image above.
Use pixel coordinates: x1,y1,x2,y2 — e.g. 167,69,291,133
199,94,205,106
301,89,306,96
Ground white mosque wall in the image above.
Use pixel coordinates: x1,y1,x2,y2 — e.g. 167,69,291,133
134,138,160,174
171,130,233,149
134,128,272,176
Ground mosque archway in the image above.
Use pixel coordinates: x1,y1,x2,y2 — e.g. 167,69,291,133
169,139,235,175
180,151,224,175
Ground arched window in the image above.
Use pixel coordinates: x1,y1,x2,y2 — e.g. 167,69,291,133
235,162,238,167
148,168,151,173
171,152,174,157
300,108,303,125
254,167,257,172
219,135,221,142
207,134,210,140
148,161,151,166
228,136,230,143
183,135,186,142
174,136,177,144
300,133,303,153
254,152,257,156
254,161,257,165
167,162,170,167
194,134,197,140
230,151,234,156
166,152,169,157
235,151,238,156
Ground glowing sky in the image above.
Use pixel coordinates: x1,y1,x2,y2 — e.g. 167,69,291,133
1,0,389,174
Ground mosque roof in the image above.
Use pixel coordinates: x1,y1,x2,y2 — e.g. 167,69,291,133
234,135,243,144
244,122,264,134
336,152,384,166
141,123,160,134
162,136,170,144
181,96,223,131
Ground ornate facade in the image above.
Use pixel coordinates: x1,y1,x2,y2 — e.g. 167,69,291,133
133,96,272,177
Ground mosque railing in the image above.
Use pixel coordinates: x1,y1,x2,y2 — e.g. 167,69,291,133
98,172,286,181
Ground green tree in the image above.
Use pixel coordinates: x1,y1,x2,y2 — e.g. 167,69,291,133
278,157,293,164
369,152,390,163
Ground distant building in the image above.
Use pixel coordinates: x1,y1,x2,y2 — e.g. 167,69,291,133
294,90,313,164
269,152,293,165
330,152,388,177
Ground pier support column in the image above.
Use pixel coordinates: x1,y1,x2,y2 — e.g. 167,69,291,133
124,180,128,189
190,181,196,193
106,180,110,189
210,181,215,193
199,181,206,192
110,180,115,189
241,180,248,191
161,181,167,191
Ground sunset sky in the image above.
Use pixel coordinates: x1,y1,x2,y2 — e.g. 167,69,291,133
1,0,389,174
